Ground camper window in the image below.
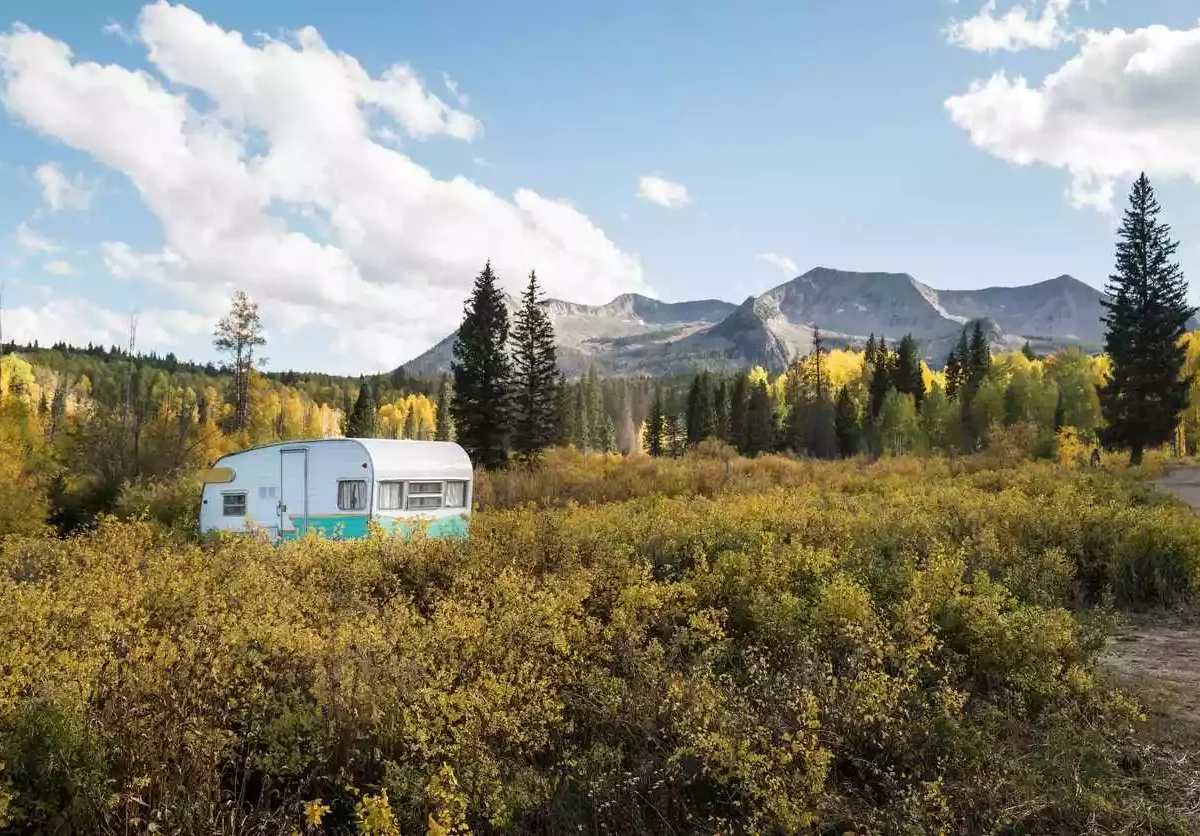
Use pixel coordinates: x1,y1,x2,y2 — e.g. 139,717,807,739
337,479,368,511
444,480,467,508
223,492,247,517
378,481,403,510
406,481,442,510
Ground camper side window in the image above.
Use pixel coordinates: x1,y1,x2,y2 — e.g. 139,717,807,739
444,480,468,509
223,492,247,517
337,480,368,511
377,481,403,511
406,481,442,510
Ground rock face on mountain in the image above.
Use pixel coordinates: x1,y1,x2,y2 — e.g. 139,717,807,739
400,268,1110,377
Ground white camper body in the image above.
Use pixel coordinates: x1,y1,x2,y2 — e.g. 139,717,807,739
199,438,473,540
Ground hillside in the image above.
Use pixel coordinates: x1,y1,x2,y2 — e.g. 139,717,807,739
401,267,1110,376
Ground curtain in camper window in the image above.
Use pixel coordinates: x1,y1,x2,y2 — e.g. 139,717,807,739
337,480,367,511
378,481,403,510
444,480,466,509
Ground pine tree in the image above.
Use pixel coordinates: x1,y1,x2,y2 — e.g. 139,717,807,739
864,333,878,368
685,372,717,446
834,385,858,457
584,366,606,450
868,336,893,421
510,270,560,461
944,338,964,402
1099,173,1197,465
450,261,513,469
729,373,749,453
893,334,925,409
645,388,666,456
346,379,378,438
553,373,572,445
434,376,452,441
213,290,266,432
966,322,991,397
1021,340,1037,361
714,379,730,441
745,381,775,456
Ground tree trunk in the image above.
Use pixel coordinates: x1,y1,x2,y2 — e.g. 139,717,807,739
1129,444,1144,467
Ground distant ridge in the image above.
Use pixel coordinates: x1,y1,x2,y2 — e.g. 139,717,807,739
401,267,1114,377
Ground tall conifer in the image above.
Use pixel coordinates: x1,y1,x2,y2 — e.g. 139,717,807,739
1099,173,1196,465
451,261,513,469
510,270,559,461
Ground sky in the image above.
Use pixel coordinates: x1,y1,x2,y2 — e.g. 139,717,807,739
2,0,1200,373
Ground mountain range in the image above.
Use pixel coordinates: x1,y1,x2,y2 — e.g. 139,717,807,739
401,267,1112,377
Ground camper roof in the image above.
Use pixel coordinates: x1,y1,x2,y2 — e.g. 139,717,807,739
355,439,472,479
212,438,472,479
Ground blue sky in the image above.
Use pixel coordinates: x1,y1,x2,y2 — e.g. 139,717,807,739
1,0,1199,372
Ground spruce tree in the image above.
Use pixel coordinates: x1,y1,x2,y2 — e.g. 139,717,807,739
1099,173,1197,465
1021,341,1037,361
346,379,378,438
510,270,560,461
834,385,858,457
729,373,749,453
434,376,452,441
864,333,878,369
944,340,964,402
553,373,573,445
893,334,925,409
645,388,666,456
745,381,775,456
714,379,730,441
584,366,606,450
686,372,718,446
868,336,893,421
450,261,513,469
966,322,991,396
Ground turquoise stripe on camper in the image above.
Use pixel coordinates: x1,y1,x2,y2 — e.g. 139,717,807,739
277,514,470,541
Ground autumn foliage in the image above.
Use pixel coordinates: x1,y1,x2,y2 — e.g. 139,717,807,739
2,454,1199,833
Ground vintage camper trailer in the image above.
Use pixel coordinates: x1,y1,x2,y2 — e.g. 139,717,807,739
199,438,473,540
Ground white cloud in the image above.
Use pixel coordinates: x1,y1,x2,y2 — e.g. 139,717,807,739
102,21,135,43
947,0,1075,53
441,71,468,107
3,291,207,349
636,174,691,209
0,4,649,371
946,20,1200,210
34,162,95,211
471,156,493,169
43,259,76,275
756,252,799,276
15,223,59,253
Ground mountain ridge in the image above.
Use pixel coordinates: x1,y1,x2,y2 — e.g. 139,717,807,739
401,267,1111,377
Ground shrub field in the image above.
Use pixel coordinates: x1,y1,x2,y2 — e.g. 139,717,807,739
3,453,1200,833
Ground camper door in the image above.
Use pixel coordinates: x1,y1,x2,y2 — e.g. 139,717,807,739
279,448,308,533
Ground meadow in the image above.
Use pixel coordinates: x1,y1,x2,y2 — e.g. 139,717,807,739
3,448,1200,834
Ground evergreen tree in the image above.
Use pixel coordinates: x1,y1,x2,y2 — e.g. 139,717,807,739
346,379,378,438
434,376,452,441
645,388,666,457
584,366,606,450
685,372,718,446
729,373,749,453
834,385,858,457
573,384,589,450
966,322,991,397
1053,388,1066,433
1099,173,1197,465
714,379,730,441
213,290,266,432
450,261,513,469
893,334,925,409
403,406,420,440
553,373,573,446
510,270,560,461
1021,340,1037,361
864,333,878,368
945,330,969,402
868,336,893,421
745,381,775,456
